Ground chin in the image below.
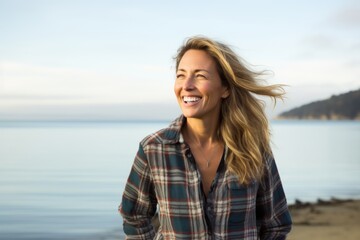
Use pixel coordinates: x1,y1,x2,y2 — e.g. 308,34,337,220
181,110,195,118
181,111,202,119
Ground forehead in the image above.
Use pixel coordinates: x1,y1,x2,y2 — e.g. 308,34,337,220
178,49,217,71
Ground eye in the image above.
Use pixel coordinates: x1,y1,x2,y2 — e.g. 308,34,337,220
196,74,206,79
176,74,185,79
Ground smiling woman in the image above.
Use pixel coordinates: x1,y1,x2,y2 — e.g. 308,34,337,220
175,49,229,121
119,36,292,239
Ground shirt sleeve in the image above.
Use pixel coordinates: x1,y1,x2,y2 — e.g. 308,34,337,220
119,143,158,240
256,155,292,240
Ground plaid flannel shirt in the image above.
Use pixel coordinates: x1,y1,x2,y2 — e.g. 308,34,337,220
119,115,292,239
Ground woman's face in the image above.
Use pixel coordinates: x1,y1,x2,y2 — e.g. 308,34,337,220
174,49,229,120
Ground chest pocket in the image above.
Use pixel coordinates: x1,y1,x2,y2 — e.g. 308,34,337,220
226,178,258,224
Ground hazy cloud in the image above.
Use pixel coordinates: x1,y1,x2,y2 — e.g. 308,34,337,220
330,4,360,27
0,61,175,104
301,34,337,49
0,103,181,121
0,93,89,100
273,58,360,88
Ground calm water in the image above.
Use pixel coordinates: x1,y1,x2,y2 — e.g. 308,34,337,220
0,120,359,239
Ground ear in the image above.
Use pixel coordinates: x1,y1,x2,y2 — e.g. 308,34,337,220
222,87,230,99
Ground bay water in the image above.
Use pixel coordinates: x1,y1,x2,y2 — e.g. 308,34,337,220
0,120,359,239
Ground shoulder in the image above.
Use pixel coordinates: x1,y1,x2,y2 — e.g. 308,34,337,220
140,115,184,147
261,152,278,176
264,153,275,167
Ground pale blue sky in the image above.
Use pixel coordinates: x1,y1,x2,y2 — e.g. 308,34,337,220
0,0,359,120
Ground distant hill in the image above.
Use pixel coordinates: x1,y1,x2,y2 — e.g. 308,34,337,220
278,89,360,120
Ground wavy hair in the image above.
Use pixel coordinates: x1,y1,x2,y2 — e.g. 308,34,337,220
175,36,285,184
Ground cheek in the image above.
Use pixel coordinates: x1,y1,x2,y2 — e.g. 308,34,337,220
197,82,210,91
174,83,180,96
202,83,218,96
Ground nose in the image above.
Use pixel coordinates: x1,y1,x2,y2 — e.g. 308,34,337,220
183,75,195,91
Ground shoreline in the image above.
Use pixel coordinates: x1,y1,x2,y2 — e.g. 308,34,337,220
287,198,360,240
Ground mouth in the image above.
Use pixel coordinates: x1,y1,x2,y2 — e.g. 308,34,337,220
182,96,202,104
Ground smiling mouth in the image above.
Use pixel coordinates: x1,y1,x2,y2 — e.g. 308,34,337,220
183,96,202,104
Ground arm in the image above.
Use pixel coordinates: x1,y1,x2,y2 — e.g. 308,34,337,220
256,155,292,240
119,143,157,240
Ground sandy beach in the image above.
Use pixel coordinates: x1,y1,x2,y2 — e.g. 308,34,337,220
287,198,360,240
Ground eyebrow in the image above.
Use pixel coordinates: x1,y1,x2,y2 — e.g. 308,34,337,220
177,68,210,73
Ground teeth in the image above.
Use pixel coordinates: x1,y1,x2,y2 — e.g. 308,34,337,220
183,96,201,103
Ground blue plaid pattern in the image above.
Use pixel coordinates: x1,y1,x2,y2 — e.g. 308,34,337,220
119,115,292,239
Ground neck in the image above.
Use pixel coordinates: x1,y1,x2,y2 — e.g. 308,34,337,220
184,116,221,147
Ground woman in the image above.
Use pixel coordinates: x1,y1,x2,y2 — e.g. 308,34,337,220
119,36,292,239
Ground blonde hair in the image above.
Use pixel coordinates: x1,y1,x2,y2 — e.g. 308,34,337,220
175,36,285,184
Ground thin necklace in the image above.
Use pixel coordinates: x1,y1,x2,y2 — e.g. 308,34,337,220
191,140,219,168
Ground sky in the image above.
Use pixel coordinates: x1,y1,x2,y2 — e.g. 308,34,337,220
0,0,359,120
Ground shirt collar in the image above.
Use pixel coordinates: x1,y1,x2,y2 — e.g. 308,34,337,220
161,115,186,144
165,115,229,164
